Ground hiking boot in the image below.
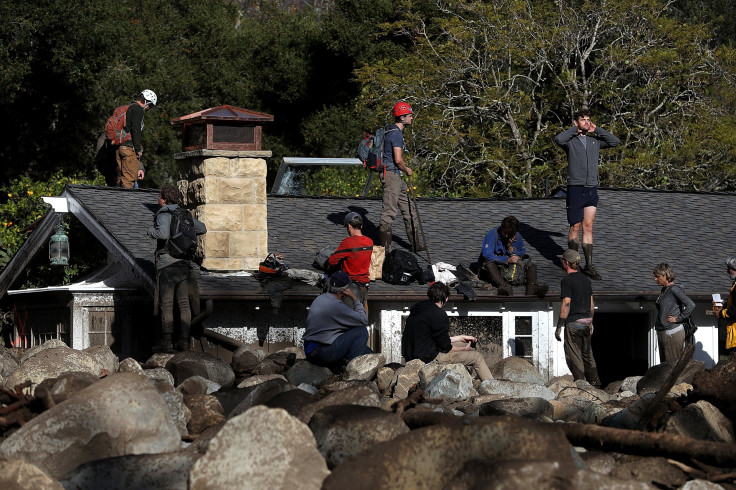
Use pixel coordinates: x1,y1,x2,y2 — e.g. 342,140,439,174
497,283,513,296
582,264,602,280
378,225,392,254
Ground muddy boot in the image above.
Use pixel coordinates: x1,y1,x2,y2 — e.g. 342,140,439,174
568,239,579,251
525,261,549,298
177,337,191,352
483,261,513,296
153,333,174,354
581,243,601,280
378,225,392,254
405,223,426,253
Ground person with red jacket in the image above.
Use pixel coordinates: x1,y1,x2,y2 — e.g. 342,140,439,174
328,211,373,310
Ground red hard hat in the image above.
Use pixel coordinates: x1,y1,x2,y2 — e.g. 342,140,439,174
392,101,413,117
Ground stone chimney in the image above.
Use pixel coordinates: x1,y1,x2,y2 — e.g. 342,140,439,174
171,106,273,271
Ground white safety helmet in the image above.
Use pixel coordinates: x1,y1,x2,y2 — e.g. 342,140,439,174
140,89,157,107
726,257,736,271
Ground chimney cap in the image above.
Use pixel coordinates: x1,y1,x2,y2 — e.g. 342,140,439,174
170,104,274,126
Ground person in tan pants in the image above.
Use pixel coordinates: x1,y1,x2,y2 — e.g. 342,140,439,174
401,282,493,381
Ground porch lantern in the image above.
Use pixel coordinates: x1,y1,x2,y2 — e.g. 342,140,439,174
49,223,69,265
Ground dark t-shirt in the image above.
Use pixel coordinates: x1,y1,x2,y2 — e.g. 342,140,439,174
560,271,593,322
382,124,403,172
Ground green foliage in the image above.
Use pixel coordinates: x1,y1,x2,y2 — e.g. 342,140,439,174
0,171,104,279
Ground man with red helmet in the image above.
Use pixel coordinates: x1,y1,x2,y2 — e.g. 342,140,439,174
378,101,424,254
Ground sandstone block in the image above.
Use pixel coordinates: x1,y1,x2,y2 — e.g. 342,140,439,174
198,204,243,231
232,158,267,178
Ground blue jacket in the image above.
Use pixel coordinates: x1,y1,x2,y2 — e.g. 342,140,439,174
554,126,620,186
481,227,526,263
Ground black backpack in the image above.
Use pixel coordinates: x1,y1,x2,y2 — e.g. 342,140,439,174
165,207,198,260
383,249,425,285
357,125,398,176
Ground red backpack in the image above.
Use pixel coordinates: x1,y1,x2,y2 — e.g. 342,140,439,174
104,104,132,145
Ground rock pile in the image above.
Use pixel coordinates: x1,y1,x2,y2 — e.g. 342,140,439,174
1,341,735,489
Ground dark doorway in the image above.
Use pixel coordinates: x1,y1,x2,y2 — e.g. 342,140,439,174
591,312,650,386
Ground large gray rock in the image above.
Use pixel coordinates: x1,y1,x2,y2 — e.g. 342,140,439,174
189,406,329,489
118,358,144,375
156,382,191,437
392,359,424,399
33,372,100,405
237,374,287,389
376,366,397,393
344,354,385,381
165,351,235,388
0,373,180,478
480,397,554,419
4,346,104,393
637,360,705,396
297,384,381,424
183,394,226,436
323,416,583,489
620,376,643,394
231,347,261,376
425,369,472,401
228,377,293,418
144,367,175,386
82,346,119,374
491,356,545,385
665,400,735,443
285,360,333,386
546,375,575,396
0,346,20,377
418,362,444,389
0,454,62,490
557,381,613,403
145,352,176,368
20,339,68,363
177,375,221,395
265,389,318,418
478,379,556,400
602,394,656,429
59,452,199,490
309,405,409,469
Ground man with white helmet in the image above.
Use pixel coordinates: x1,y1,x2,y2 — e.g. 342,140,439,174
378,101,424,254
116,89,157,188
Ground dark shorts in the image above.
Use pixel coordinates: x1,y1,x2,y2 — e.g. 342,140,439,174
566,186,599,225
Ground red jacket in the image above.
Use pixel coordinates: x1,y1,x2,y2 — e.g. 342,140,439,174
328,235,373,284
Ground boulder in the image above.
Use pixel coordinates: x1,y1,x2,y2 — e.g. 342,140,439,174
0,373,180,478
546,375,575,396
418,362,444,389
491,356,545,385
255,359,284,375
230,349,260,376
323,416,583,489
20,339,68,363
376,366,397,393
59,451,199,490
0,454,63,490
265,389,318,418
183,394,226,435
285,360,333,386
344,353,386,381
144,367,175,386
177,375,221,395
637,360,705,396
297,384,381,424
0,346,19,376
82,346,119,374
4,346,104,393
478,379,556,400
425,369,472,401
392,359,424,399
165,351,235,388
620,376,643,394
118,358,144,374
309,405,409,469
237,374,287,389
610,456,686,489
156,382,191,437
227,378,293,418
189,406,329,489
664,400,735,443
557,381,613,403
602,394,656,429
145,352,176,368
479,397,554,419
34,372,100,405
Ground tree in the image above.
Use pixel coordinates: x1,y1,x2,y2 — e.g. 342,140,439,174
356,0,736,197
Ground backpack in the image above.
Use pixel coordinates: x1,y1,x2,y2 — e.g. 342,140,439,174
104,104,132,145
165,207,198,260
383,249,424,285
357,125,398,176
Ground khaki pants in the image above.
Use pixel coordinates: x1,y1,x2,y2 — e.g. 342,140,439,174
436,349,493,381
116,145,140,188
657,326,685,362
379,171,416,229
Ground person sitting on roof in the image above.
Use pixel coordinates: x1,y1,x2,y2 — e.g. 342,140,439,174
303,271,374,368
479,215,548,297
327,211,374,311
402,282,493,381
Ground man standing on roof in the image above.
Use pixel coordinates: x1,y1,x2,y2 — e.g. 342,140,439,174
480,215,549,297
303,271,374,368
328,211,373,310
147,184,206,353
555,249,601,387
117,89,157,189
377,101,424,254
554,108,619,280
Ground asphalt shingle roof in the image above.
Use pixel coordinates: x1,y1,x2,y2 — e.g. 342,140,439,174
63,185,736,300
